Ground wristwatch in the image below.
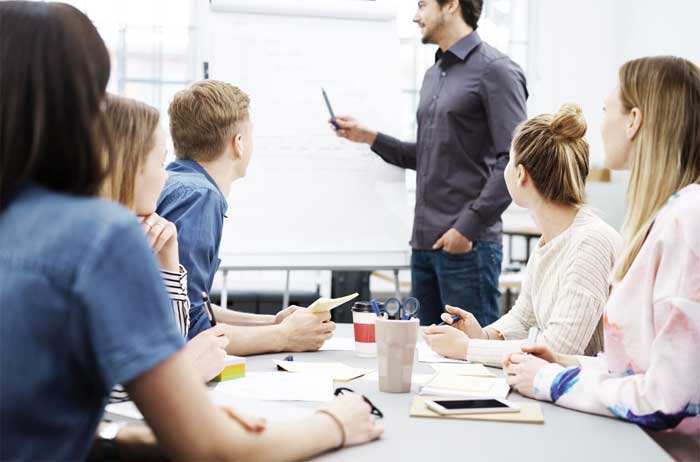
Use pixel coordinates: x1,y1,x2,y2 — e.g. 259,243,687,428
98,421,127,461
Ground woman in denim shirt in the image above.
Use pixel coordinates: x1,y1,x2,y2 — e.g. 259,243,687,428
0,3,381,460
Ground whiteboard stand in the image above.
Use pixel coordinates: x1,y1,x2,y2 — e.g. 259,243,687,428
217,250,411,309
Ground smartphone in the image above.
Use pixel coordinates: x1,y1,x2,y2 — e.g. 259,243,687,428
425,398,520,415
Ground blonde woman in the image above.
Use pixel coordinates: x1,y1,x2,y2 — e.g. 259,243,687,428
505,56,700,442
103,94,231,382
424,104,621,366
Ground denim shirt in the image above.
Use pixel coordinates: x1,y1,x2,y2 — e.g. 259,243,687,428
0,184,184,461
156,159,228,339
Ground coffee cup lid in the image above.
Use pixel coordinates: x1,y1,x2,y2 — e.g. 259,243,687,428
352,301,382,313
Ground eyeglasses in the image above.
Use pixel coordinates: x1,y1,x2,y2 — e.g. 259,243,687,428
334,387,384,418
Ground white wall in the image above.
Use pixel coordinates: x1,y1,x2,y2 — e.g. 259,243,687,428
612,0,700,63
525,0,698,231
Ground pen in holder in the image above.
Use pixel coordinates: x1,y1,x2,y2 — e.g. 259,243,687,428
375,317,419,393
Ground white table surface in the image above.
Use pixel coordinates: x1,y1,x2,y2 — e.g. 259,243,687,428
244,324,669,462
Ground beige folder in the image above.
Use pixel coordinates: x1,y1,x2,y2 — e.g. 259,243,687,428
410,395,545,424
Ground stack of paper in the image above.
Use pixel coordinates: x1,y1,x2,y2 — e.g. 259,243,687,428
420,373,510,399
410,396,544,424
273,360,373,382
211,355,246,382
307,293,359,313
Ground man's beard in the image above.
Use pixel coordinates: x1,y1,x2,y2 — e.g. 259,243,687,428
420,16,444,45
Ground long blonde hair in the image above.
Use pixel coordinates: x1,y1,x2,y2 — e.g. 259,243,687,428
612,56,700,282
102,94,160,209
512,103,589,206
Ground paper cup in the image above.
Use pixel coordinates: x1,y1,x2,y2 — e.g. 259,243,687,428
352,302,381,357
375,317,419,393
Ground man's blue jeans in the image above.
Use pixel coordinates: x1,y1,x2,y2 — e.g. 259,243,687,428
411,242,503,326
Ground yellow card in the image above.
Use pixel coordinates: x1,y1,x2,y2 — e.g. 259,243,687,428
307,293,359,313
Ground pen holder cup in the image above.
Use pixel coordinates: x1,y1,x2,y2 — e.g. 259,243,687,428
375,317,419,393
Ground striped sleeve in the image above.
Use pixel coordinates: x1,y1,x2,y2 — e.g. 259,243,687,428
467,339,524,367
160,266,190,338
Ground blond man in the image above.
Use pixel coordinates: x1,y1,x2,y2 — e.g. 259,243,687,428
157,80,335,355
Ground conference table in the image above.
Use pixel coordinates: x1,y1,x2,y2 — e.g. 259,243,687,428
244,324,669,462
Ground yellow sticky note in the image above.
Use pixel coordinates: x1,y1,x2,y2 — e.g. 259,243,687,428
307,293,359,313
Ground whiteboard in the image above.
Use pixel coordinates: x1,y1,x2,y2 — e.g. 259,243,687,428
208,0,411,268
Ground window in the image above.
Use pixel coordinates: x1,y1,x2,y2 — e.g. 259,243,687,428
44,0,197,131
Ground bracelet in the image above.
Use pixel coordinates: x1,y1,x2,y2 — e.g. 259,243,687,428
316,409,346,449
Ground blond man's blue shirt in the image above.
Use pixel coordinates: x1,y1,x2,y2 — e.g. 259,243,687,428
156,159,228,339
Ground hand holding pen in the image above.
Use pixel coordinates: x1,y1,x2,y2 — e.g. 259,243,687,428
437,305,488,339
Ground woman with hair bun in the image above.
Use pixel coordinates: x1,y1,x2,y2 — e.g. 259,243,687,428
505,57,700,447
424,103,622,366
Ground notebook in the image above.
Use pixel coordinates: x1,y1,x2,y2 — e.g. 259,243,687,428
420,373,510,399
410,395,544,424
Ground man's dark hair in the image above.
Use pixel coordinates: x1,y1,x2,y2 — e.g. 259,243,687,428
0,1,112,209
437,0,483,30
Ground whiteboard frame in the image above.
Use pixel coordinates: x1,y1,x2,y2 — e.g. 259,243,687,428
210,0,398,21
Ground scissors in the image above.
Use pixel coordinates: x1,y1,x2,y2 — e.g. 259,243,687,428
383,297,420,320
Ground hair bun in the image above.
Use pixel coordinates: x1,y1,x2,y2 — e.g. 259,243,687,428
550,103,587,140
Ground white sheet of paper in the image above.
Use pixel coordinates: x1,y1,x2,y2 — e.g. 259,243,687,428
214,372,334,402
273,360,373,381
429,363,496,377
319,336,356,351
358,371,435,385
417,341,467,364
105,401,142,420
106,396,313,422
307,292,359,313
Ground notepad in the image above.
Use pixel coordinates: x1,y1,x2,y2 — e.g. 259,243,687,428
429,363,495,377
307,293,359,313
273,360,372,382
410,396,544,424
420,373,510,399
211,355,246,382
417,341,467,364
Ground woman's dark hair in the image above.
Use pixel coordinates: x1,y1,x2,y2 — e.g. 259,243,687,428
0,1,112,209
437,0,483,30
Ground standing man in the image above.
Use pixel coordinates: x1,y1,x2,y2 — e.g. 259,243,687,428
334,0,527,325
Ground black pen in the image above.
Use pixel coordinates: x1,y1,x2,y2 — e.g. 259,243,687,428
322,87,340,130
202,291,217,326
